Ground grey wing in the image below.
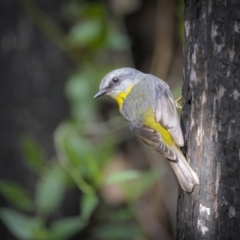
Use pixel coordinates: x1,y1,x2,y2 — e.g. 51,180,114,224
152,77,184,147
128,122,177,161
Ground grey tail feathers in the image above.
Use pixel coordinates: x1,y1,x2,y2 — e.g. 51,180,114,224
169,147,199,193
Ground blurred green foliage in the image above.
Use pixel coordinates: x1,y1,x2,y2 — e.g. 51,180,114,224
0,181,33,212
0,131,156,239
21,135,45,173
0,135,89,240
1,0,184,239
0,1,156,239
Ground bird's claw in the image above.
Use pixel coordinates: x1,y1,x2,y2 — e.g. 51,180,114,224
175,96,182,109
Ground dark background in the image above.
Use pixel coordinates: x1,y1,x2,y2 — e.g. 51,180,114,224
0,0,183,239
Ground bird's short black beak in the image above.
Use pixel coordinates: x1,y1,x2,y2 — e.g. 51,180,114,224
94,90,107,99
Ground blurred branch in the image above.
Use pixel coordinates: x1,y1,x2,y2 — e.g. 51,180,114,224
147,1,180,238
150,0,175,79
54,126,95,195
59,158,95,195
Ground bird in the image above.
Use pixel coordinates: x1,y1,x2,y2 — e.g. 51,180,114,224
94,68,199,192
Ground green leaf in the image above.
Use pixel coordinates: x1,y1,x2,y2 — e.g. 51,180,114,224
69,20,102,46
104,170,142,185
93,224,139,240
108,208,134,222
66,73,91,103
63,134,92,168
49,217,86,240
65,70,97,122
61,1,82,21
80,194,98,221
0,181,33,211
21,135,45,172
81,3,106,19
0,208,43,240
106,30,130,50
35,165,66,215
123,169,158,201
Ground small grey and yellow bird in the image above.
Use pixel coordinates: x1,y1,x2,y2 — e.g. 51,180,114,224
94,68,199,192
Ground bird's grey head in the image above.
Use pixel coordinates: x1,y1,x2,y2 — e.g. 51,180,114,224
94,68,142,99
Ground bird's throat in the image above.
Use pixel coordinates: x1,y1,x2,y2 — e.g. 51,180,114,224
113,85,134,110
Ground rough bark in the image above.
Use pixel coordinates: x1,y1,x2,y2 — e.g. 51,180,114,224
177,0,240,239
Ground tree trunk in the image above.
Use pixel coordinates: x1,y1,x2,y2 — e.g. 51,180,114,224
177,0,240,239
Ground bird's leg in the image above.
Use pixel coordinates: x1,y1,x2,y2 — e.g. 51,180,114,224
175,95,182,109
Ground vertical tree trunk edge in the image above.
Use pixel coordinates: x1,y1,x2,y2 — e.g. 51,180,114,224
177,0,240,240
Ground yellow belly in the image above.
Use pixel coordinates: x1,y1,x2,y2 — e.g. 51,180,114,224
143,108,174,146
112,85,174,147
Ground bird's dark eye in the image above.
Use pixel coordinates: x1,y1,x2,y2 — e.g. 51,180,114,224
112,77,119,84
